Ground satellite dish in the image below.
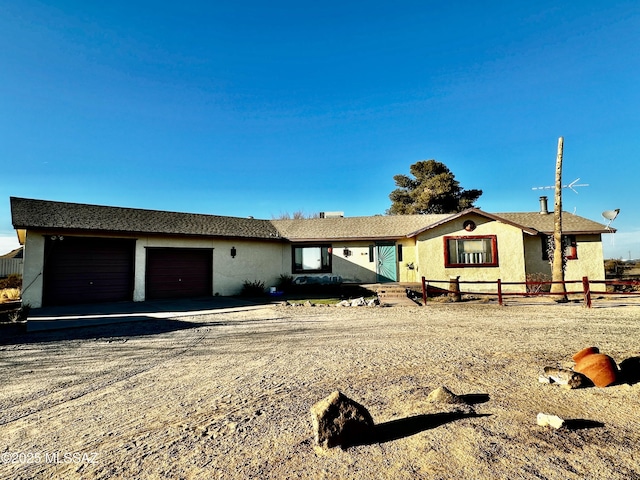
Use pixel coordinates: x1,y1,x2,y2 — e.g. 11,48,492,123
602,209,620,229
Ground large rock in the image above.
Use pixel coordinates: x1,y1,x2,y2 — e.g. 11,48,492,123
310,391,375,449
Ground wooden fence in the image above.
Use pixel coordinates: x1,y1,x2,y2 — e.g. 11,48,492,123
0,258,23,277
420,276,640,308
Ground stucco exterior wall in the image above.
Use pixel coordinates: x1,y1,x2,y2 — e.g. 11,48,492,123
565,234,606,280
21,230,46,308
523,233,606,282
329,242,378,284
397,238,419,283
415,214,527,293
523,234,551,279
211,239,288,296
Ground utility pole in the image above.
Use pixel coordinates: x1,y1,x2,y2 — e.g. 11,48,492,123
550,137,568,301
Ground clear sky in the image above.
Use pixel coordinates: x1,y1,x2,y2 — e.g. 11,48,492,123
1,1,638,259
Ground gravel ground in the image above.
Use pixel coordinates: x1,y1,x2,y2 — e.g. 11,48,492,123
1,301,639,479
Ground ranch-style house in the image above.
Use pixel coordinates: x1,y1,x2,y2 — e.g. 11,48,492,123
9,196,613,308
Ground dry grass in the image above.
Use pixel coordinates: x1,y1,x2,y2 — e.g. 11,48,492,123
1,303,639,479
0,288,21,303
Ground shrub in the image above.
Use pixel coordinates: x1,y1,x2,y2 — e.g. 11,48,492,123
7,304,30,322
526,273,552,293
276,274,294,292
0,274,22,290
241,280,266,297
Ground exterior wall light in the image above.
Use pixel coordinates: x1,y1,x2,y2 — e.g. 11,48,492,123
343,247,351,257
231,247,237,258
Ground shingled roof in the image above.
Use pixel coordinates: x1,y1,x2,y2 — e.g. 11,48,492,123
10,197,282,240
494,212,613,235
271,214,449,241
10,197,613,242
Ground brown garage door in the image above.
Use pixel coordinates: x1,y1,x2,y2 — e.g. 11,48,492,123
145,248,213,300
43,236,135,306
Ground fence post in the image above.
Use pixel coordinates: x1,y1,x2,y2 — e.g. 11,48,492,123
449,276,461,302
582,276,592,308
497,279,503,306
421,276,427,306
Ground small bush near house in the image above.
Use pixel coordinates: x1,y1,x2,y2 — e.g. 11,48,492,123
241,280,266,297
0,274,22,290
526,273,552,293
276,274,294,292
6,304,30,322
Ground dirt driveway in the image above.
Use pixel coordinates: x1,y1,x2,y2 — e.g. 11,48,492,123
1,302,640,479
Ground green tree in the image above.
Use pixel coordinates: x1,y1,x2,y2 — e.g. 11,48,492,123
387,160,482,214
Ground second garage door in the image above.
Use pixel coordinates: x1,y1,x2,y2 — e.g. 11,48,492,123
145,248,213,300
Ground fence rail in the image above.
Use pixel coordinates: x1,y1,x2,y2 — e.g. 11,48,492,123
420,276,640,308
0,258,23,278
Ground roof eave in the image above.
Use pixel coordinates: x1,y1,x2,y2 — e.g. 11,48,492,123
18,226,286,242
407,208,540,237
537,229,616,235
407,209,474,237
288,235,401,243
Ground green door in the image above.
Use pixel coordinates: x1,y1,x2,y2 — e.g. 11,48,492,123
376,243,397,282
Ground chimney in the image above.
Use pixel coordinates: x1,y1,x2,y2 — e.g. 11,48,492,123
319,211,344,219
539,196,549,215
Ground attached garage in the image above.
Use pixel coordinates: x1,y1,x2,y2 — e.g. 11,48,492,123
43,236,136,306
145,248,213,300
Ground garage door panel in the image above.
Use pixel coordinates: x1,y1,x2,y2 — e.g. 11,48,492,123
145,248,212,300
43,237,135,306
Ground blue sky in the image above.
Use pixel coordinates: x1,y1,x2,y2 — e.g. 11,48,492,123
1,1,638,258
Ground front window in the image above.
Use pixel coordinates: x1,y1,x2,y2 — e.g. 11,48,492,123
444,236,498,267
292,245,332,273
